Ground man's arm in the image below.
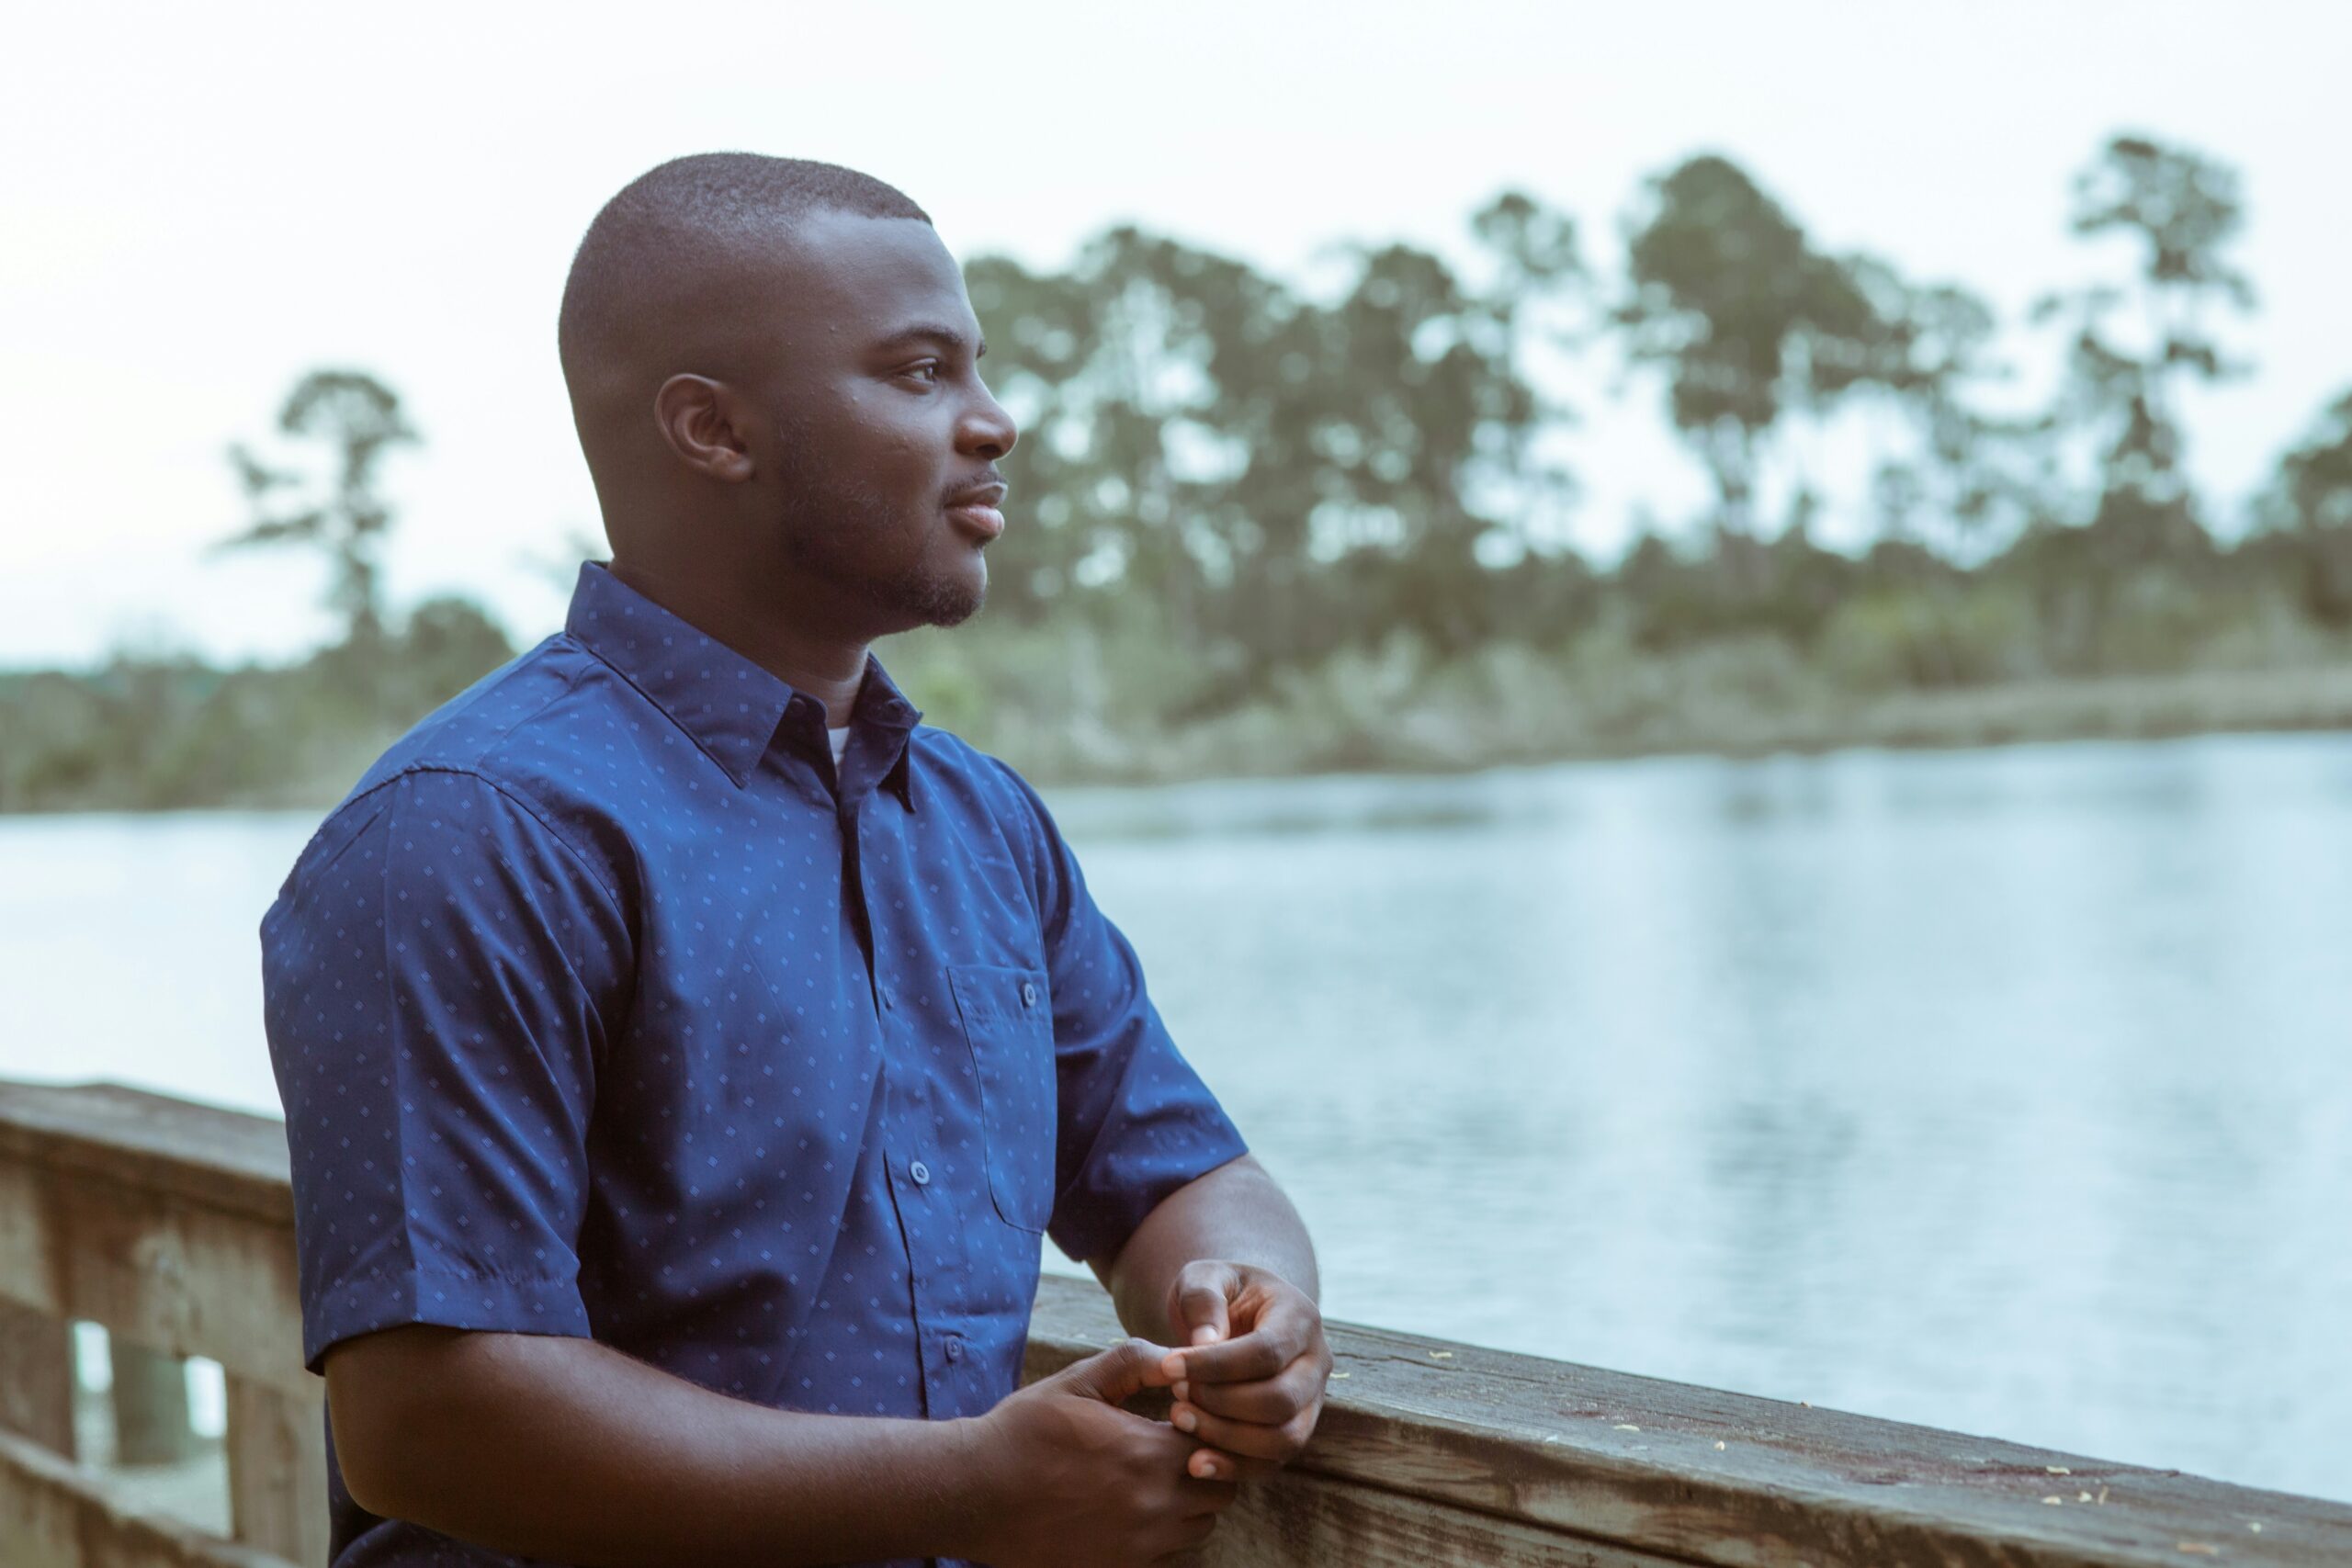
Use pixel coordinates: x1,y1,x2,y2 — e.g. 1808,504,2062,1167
326,1326,976,1565
326,1323,1232,1568
1091,1155,1332,1480
1093,1154,1318,1340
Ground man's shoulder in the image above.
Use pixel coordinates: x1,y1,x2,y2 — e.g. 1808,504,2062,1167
277,636,637,907
345,633,603,798
906,725,1056,833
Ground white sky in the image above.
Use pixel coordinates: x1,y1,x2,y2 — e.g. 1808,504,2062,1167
4,0,2346,667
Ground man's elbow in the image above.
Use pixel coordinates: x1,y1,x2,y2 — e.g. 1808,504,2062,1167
322,1325,486,1521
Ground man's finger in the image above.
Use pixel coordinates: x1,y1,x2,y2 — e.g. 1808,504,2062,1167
1170,1396,1318,1464
1188,1444,1280,1484
1172,1299,1315,1384
1184,1359,1319,1425
1060,1337,1180,1404
1166,1259,1241,1354
1176,1276,1232,1348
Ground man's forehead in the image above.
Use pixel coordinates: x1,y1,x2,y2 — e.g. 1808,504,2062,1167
758,209,972,333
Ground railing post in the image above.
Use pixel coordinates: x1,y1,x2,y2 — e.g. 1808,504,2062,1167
108,1337,199,1465
0,1299,75,1458
226,1372,330,1565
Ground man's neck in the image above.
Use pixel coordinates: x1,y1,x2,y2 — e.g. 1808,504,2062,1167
605,558,870,726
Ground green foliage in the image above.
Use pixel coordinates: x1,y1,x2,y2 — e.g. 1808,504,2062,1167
1816,584,2042,692
2261,390,2352,625
1619,156,1890,541
966,197,1584,679
0,601,517,812
2035,134,2255,570
17,132,2352,810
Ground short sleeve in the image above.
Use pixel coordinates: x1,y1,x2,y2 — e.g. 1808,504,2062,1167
993,764,1249,1267
260,768,631,1374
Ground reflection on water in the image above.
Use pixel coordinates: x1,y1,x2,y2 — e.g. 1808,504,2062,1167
4,733,2348,1500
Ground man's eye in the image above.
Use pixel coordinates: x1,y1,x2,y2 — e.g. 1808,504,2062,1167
901,362,942,385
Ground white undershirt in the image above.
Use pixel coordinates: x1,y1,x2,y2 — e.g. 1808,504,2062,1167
828,726,851,766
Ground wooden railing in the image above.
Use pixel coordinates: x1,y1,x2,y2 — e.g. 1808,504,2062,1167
2,1077,2347,1568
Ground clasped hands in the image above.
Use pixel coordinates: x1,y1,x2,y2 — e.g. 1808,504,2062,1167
1148,1259,1332,1484
962,1259,1329,1564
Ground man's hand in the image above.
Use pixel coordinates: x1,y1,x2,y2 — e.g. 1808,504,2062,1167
1155,1260,1332,1482
966,1337,1239,1567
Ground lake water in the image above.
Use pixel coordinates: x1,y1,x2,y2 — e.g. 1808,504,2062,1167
4,733,2349,1503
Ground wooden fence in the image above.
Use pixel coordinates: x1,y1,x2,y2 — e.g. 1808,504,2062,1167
3,1077,2347,1567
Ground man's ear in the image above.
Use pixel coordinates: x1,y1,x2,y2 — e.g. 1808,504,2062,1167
652,374,757,482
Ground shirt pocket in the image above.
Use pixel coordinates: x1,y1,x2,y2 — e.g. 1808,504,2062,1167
946,963,1056,1234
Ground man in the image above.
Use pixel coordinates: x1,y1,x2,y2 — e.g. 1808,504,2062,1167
259,154,1329,1568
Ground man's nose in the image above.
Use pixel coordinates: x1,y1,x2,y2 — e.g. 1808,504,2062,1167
958,389,1017,460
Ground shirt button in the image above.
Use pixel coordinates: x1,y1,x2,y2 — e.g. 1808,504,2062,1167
944,1335,964,1363
881,992,896,1012
909,1159,931,1186
1020,982,1037,1008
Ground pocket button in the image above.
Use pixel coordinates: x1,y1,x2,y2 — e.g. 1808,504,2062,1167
1020,981,1038,1008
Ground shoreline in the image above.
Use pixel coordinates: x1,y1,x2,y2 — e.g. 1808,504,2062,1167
5,661,2350,817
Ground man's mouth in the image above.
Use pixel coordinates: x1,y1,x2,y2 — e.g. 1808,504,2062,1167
944,502,1005,542
945,483,1008,542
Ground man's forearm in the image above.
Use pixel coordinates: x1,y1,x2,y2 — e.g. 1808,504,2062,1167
1100,1155,1319,1341
328,1325,987,1566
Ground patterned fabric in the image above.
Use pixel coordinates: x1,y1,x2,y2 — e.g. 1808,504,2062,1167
260,562,1249,1568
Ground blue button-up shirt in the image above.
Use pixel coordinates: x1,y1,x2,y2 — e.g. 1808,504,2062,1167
260,562,1249,1568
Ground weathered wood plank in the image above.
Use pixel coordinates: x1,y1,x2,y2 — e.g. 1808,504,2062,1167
224,1375,329,1566
0,1297,77,1457
0,1153,65,1313
42,1167,309,1397
0,1424,290,1568
0,1082,290,1227
0,1421,86,1568
1196,1465,1705,1567
0,1083,309,1399
1027,1274,2352,1568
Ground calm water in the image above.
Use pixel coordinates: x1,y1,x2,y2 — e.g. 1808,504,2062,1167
4,734,2349,1501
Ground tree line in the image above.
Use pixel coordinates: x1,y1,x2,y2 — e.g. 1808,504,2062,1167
8,132,2352,809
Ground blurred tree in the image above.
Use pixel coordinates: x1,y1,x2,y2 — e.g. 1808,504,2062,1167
967,208,1578,682
1278,232,1577,655
219,368,418,648
1844,260,2029,558
1618,156,1887,557
2035,134,2254,563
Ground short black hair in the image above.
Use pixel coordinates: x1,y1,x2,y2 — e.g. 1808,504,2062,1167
558,152,931,385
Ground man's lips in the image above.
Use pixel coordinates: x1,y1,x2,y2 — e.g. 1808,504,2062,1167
945,483,1007,542
946,502,1005,542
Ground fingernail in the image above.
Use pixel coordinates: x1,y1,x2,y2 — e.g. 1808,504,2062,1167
1173,1380,1189,1403
1173,1405,1198,1433
1192,1325,1222,1345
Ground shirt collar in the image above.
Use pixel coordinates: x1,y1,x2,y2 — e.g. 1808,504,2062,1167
855,654,924,814
563,562,922,809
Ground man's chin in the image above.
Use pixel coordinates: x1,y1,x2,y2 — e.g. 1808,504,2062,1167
927,584,985,629
898,567,985,631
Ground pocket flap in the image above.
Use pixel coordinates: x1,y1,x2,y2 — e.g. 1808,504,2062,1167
948,964,1049,1031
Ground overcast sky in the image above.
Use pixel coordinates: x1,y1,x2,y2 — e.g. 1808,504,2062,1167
5,0,2345,666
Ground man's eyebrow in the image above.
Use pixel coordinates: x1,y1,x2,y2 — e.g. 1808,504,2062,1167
870,323,988,358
